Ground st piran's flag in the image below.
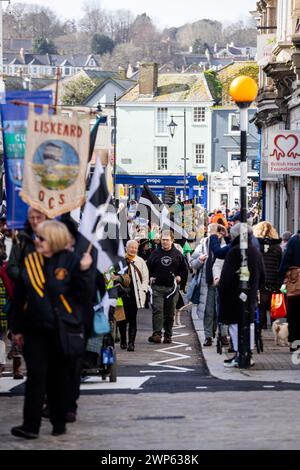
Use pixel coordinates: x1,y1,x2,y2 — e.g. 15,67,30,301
78,156,125,274
138,185,188,242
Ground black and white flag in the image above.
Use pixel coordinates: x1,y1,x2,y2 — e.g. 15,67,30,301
138,185,188,241
79,157,125,273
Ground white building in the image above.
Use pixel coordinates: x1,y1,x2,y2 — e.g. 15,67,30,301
116,63,215,204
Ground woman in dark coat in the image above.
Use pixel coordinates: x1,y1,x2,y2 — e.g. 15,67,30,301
11,221,94,439
253,221,282,329
218,224,265,365
279,232,300,349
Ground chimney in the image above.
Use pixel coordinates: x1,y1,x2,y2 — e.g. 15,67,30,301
118,65,126,79
139,63,158,97
214,43,218,54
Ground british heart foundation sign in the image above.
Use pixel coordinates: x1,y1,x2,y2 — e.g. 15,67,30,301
21,104,90,218
268,131,300,176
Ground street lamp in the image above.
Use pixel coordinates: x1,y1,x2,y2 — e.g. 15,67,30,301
168,109,188,200
229,75,258,369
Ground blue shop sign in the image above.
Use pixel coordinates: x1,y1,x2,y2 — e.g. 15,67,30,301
116,174,204,187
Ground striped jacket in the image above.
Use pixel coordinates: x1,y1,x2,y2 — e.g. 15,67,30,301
12,250,94,334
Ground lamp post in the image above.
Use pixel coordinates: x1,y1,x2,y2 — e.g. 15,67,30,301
229,75,258,369
168,109,188,200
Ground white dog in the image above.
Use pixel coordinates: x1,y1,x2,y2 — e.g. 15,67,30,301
272,320,289,347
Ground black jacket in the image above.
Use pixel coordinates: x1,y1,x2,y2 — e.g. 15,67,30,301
147,245,188,288
256,237,282,291
279,233,300,283
7,226,36,281
12,250,95,335
218,236,265,324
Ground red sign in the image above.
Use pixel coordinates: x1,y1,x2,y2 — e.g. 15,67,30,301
268,131,300,175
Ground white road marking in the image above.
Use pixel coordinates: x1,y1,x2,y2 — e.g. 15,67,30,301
0,376,155,394
196,386,208,390
143,332,195,373
0,377,26,393
80,376,155,391
263,385,275,389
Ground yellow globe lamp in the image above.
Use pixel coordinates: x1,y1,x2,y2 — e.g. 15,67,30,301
229,76,258,104
197,174,205,183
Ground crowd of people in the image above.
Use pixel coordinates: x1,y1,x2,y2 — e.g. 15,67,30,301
0,199,299,439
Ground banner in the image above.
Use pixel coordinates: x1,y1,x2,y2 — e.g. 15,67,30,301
268,130,300,176
0,90,53,228
20,104,90,218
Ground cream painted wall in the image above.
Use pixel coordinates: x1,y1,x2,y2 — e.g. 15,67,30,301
117,103,212,176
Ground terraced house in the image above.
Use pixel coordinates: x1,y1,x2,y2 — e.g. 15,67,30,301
116,63,214,206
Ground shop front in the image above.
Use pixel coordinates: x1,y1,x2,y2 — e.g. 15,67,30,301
115,174,208,207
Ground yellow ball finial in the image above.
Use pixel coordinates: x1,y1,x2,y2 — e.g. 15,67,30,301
197,174,205,183
229,76,258,103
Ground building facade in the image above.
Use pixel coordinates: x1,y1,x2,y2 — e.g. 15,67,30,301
210,107,260,210
255,0,300,233
116,63,214,205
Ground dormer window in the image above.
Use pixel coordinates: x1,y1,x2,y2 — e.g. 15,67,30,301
89,58,95,66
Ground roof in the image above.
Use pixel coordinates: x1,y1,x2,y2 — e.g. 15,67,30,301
119,73,214,103
2,53,104,68
216,61,259,106
83,69,120,85
3,76,56,91
82,77,137,105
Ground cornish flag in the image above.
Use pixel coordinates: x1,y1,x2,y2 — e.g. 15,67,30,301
79,157,125,273
138,185,188,241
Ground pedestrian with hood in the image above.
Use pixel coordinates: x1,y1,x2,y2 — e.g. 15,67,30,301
147,230,188,344
191,223,219,347
218,223,265,367
253,221,282,330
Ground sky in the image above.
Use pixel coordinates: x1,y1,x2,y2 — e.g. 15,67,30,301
8,0,257,28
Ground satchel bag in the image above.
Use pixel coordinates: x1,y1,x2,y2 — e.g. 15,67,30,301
284,266,300,297
270,293,287,320
56,314,85,358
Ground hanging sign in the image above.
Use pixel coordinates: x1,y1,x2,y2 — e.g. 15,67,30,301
268,130,300,176
20,105,90,218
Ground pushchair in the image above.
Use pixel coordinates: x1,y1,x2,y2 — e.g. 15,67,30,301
81,307,117,383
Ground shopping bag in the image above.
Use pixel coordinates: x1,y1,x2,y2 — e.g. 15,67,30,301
270,293,287,320
187,275,200,304
93,304,110,336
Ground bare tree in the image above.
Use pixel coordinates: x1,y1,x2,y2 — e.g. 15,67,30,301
100,42,144,70
79,0,108,35
106,9,134,44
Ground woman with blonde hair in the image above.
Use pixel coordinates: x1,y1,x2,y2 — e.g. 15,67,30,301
253,221,282,330
10,220,94,439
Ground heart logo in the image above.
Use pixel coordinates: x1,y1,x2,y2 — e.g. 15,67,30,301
272,134,299,161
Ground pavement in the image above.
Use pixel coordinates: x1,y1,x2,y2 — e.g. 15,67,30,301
191,306,300,384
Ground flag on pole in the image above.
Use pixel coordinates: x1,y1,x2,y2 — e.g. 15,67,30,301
78,156,125,273
138,185,188,241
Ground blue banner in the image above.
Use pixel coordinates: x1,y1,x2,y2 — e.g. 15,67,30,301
0,90,53,228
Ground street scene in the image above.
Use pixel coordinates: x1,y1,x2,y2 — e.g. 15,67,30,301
0,0,300,454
